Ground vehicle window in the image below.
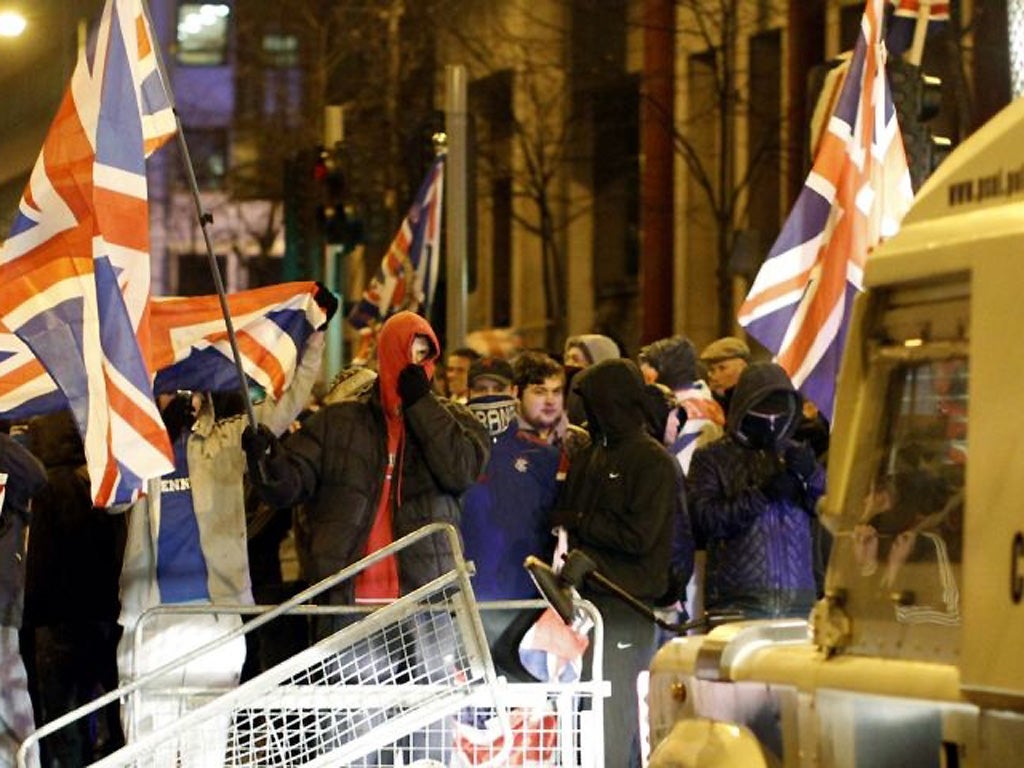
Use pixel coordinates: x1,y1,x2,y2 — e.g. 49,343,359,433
849,355,967,625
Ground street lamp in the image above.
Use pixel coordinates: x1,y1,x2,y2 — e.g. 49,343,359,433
0,10,26,37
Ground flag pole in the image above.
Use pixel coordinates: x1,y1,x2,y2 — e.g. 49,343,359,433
906,0,931,67
139,0,259,431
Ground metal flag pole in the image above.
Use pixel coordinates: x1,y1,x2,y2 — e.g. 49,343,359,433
139,0,259,431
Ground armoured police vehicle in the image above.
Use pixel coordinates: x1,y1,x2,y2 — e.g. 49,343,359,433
646,96,1024,767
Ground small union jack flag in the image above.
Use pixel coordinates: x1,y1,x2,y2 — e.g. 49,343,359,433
738,0,914,419
347,155,444,360
886,0,950,56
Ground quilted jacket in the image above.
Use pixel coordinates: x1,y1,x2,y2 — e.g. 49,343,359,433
687,363,825,619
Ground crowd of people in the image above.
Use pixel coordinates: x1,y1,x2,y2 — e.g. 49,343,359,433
0,307,832,768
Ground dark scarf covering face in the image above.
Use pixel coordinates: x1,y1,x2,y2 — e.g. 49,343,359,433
357,311,439,601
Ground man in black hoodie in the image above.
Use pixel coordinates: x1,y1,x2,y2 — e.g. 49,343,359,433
551,359,680,768
688,362,825,621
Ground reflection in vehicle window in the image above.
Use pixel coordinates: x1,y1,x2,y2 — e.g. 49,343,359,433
850,357,967,625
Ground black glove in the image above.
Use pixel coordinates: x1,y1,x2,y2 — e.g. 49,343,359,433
549,506,579,532
783,442,818,482
313,282,340,330
762,470,803,502
242,424,279,481
397,364,431,407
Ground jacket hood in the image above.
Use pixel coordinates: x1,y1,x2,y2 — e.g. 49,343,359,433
565,334,619,366
726,361,802,444
376,311,439,418
573,359,646,443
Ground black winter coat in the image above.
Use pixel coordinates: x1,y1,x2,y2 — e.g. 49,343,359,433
554,360,680,602
262,387,489,605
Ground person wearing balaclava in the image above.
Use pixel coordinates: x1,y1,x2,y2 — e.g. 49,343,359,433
460,357,565,679
687,361,825,622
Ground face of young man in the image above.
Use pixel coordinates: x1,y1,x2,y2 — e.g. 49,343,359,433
445,354,472,397
518,374,565,434
563,346,590,369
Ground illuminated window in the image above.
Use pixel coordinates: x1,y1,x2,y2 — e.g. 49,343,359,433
263,34,299,68
1012,0,1024,97
177,3,231,66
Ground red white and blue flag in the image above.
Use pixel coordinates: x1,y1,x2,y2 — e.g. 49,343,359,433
886,0,950,56
149,282,327,397
0,0,177,506
0,282,326,414
347,155,444,358
738,0,914,419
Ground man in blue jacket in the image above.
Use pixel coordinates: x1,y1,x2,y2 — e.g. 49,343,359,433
461,357,566,677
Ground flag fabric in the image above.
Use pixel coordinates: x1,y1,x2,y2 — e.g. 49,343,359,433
0,282,327,416
886,0,950,56
0,326,65,420
347,155,445,359
517,607,589,684
149,282,327,398
0,0,178,506
738,0,914,420
455,708,560,766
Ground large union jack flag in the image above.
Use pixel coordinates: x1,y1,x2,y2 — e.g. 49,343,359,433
738,0,914,420
347,155,445,358
0,282,327,414
0,0,176,506
886,0,950,56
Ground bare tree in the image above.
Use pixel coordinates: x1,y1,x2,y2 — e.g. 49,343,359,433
665,0,790,336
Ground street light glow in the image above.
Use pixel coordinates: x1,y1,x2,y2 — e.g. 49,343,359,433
0,10,27,37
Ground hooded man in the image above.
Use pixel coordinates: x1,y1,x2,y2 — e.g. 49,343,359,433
551,358,681,768
243,312,490,765
244,311,489,612
687,362,825,621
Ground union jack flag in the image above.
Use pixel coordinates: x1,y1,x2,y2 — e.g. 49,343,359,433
738,0,914,420
149,282,328,397
347,155,445,359
0,282,327,414
0,0,177,506
886,0,950,56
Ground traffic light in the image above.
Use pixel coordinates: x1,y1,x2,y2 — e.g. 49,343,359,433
887,58,952,191
283,146,325,281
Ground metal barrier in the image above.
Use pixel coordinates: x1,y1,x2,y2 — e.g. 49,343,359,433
18,523,609,767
